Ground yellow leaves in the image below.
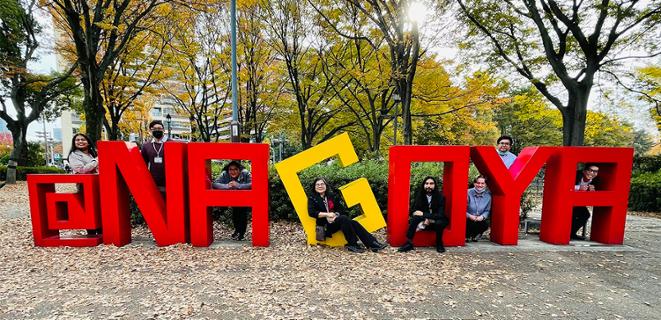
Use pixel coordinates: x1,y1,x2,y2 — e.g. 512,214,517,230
93,21,118,31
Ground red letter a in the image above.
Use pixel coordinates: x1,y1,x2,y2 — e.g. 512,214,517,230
540,147,633,245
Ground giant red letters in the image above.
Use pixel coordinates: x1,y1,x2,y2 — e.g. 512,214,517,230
540,147,633,245
98,141,189,246
470,146,556,245
388,146,470,247
26,141,634,248
27,174,101,246
188,143,270,247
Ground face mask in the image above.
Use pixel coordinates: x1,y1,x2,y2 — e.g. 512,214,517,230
152,130,164,139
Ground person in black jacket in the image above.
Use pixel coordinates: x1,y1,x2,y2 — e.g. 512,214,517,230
571,163,600,240
398,176,449,253
307,177,387,253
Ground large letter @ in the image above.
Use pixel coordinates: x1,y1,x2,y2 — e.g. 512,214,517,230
27,174,101,247
274,133,386,246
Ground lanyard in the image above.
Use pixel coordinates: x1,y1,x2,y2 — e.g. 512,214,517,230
152,142,164,157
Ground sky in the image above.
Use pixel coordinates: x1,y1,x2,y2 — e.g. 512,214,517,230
3,8,60,142
6,4,658,144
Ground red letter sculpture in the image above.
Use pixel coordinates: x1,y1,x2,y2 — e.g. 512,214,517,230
188,143,270,247
27,174,102,247
98,141,188,246
470,146,556,245
540,147,634,245
388,146,470,247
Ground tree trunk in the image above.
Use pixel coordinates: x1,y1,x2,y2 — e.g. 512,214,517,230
562,88,590,146
372,125,382,154
397,79,413,145
5,123,29,184
81,72,105,144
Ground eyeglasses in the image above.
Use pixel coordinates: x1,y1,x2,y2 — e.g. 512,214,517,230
586,168,599,174
498,142,511,145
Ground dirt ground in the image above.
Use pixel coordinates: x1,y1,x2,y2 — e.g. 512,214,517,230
1,181,659,319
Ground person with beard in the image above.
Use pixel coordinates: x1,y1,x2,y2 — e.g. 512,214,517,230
466,175,491,242
212,161,252,241
571,163,600,240
307,177,387,253
398,176,449,253
141,120,168,193
496,135,517,169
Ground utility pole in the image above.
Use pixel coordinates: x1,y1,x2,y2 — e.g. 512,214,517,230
36,118,51,166
230,0,241,142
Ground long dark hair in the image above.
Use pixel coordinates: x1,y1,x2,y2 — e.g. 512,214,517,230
68,133,97,158
413,176,442,207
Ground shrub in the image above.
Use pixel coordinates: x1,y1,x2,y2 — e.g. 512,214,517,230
269,160,450,221
632,155,661,174
0,165,65,180
629,170,661,212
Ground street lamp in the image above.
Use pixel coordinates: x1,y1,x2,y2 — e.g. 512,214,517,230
165,113,172,139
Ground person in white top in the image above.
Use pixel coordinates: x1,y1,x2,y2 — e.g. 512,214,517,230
67,133,98,174
66,132,100,236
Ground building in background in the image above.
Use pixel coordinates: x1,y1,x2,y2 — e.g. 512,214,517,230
148,95,191,142
59,110,82,159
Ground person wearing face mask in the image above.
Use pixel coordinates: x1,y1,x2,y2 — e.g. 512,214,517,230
466,175,492,242
398,176,449,253
571,163,600,240
212,161,252,241
308,177,387,253
140,120,168,193
496,135,517,169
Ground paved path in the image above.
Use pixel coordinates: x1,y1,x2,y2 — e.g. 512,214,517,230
0,182,659,319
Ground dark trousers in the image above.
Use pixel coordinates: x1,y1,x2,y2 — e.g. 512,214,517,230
571,207,590,236
405,216,448,247
326,215,376,247
466,218,489,238
232,207,249,235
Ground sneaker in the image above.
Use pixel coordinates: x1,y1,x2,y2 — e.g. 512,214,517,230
346,245,365,253
370,241,388,252
436,245,446,253
475,233,483,241
397,242,414,252
232,232,245,241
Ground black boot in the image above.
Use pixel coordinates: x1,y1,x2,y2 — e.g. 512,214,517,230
397,242,414,252
370,241,388,252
